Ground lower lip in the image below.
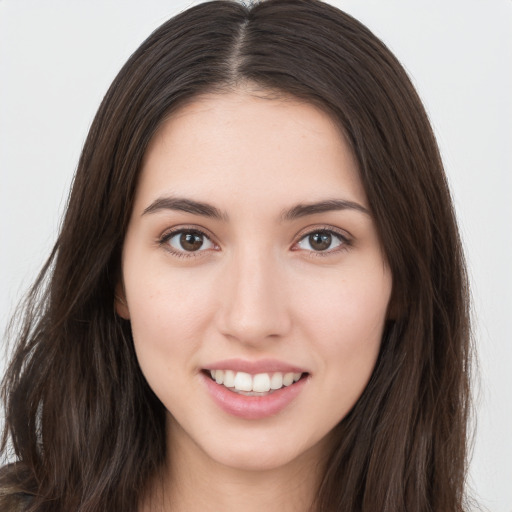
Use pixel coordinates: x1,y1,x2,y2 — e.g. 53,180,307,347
202,373,308,420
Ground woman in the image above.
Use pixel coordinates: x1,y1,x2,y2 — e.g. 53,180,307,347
0,0,472,510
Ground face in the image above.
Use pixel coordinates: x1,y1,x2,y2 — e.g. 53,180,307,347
118,90,392,473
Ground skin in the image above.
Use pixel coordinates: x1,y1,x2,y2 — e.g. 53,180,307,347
117,89,392,511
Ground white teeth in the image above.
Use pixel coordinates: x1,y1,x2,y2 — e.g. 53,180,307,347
233,371,253,391
253,373,271,392
270,372,283,390
223,369,235,388
283,372,294,386
208,370,304,393
215,369,224,385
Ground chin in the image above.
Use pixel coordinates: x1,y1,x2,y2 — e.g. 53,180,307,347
193,426,331,474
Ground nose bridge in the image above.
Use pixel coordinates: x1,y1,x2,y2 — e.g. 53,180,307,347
218,244,290,343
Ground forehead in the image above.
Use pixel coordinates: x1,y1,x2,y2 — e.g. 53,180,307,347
135,91,367,213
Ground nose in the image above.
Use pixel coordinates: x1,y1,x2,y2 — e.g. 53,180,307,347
216,248,292,345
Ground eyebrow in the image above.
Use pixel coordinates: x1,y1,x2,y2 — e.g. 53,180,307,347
281,199,370,220
142,196,370,221
142,197,228,220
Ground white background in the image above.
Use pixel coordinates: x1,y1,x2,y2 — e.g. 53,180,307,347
0,1,511,510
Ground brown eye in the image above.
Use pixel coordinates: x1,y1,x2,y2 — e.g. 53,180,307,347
166,230,215,253
309,232,332,251
180,232,204,251
296,230,346,253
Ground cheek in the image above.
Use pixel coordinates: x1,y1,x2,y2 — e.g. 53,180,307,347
125,266,217,371
295,261,391,377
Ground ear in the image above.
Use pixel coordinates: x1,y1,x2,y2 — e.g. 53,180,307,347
115,282,130,320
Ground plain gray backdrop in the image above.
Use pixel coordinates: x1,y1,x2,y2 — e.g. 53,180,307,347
1,1,511,510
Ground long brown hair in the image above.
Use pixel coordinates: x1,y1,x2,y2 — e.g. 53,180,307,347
1,1,472,510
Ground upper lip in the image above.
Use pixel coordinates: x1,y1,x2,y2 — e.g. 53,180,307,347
204,358,308,375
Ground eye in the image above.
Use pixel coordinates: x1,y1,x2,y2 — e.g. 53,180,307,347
162,229,215,254
295,229,348,253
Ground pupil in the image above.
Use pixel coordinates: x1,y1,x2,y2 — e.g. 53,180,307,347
180,232,203,251
309,232,331,251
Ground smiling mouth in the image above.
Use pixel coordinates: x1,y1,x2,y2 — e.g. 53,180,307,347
204,369,306,396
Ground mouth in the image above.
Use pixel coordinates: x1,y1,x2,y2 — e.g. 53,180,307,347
201,363,310,419
203,369,307,396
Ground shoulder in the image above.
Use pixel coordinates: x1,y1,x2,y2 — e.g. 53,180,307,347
0,464,36,511
0,492,34,512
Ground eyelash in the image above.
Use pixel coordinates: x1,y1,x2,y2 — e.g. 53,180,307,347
293,226,352,258
157,225,352,258
158,226,218,259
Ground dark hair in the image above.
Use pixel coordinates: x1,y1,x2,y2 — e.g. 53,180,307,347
1,1,472,510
